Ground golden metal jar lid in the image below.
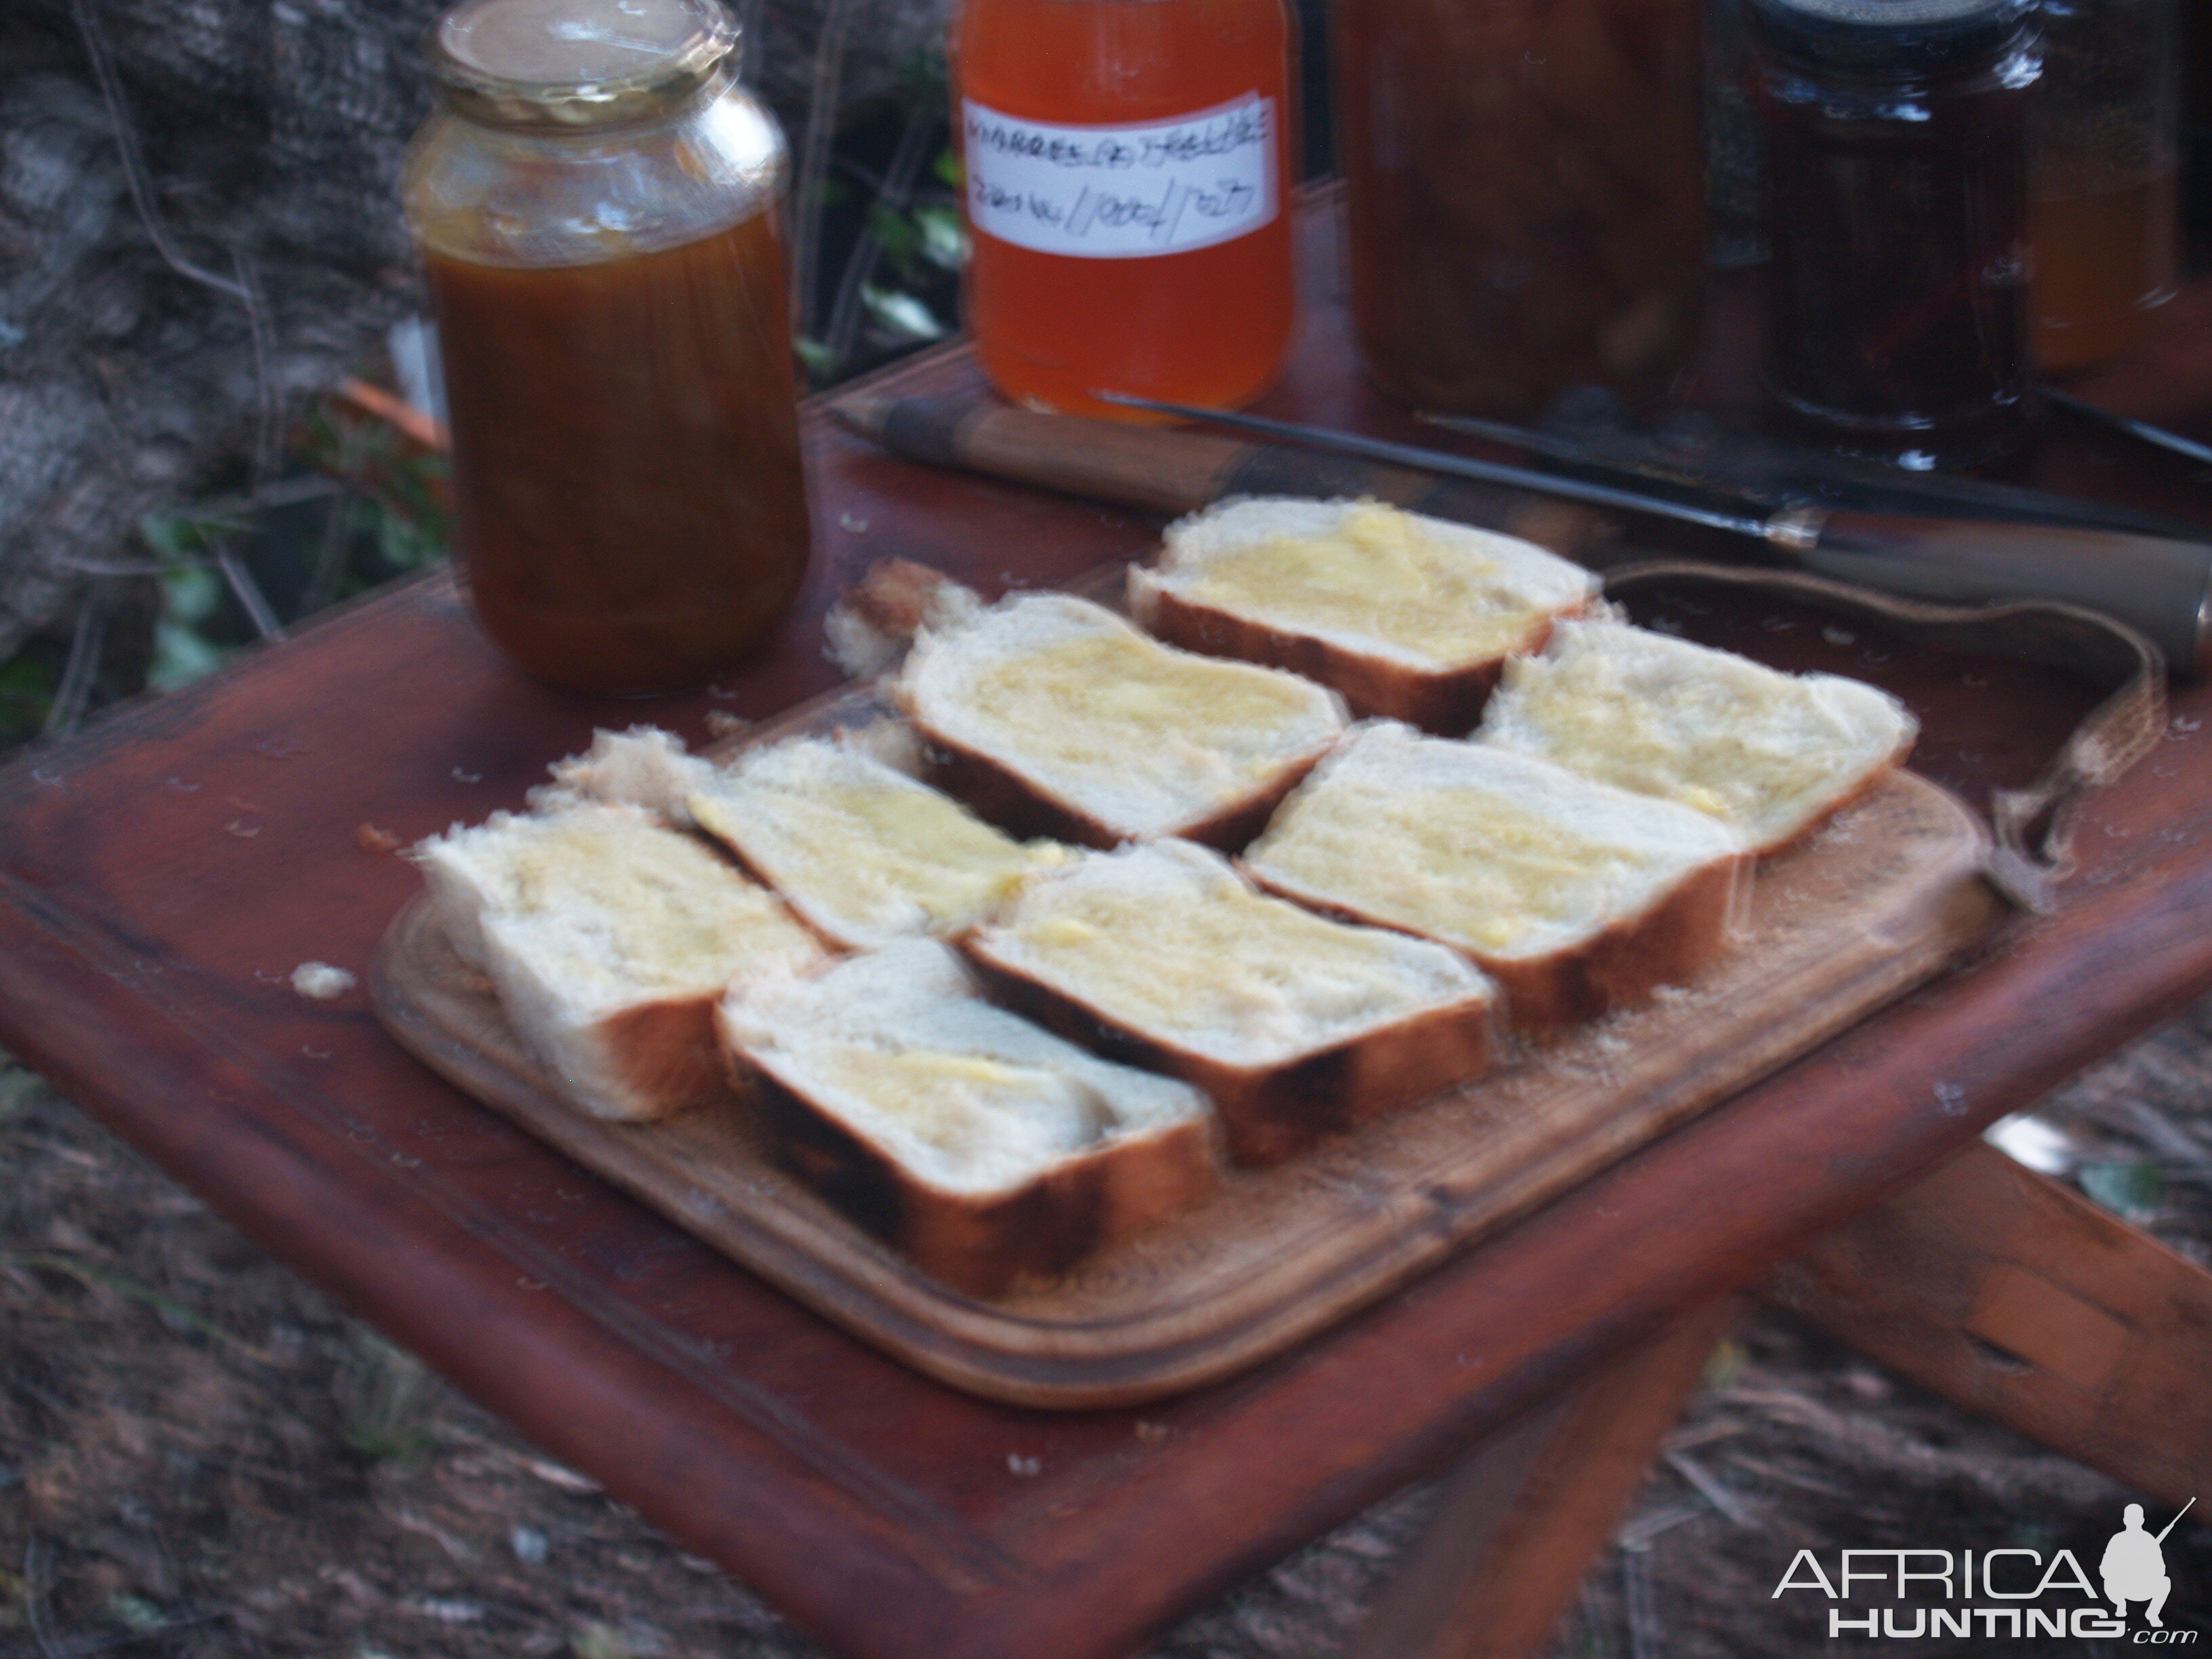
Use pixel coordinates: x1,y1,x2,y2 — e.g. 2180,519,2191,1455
427,0,739,130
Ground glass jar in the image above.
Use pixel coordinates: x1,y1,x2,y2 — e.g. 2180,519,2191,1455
1333,0,1708,419
1749,0,2041,470
403,0,811,696
2027,0,2181,371
952,0,1298,422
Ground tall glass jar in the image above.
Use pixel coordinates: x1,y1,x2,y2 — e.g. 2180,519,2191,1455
953,0,1298,422
1334,0,1708,418
1750,0,2041,470
403,0,811,696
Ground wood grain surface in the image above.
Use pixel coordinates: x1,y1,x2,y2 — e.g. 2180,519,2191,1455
5,193,2212,1659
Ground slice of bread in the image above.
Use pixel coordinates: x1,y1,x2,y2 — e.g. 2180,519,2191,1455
962,840,1497,1165
1476,617,1919,853
688,736,1074,950
893,590,1348,849
1243,724,1750,1037
1130,497,1600,733
411,802,829,1122
718,940,1220,1296
529,724,718,826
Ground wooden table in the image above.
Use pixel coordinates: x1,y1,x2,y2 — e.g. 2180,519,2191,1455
4,203,2212,1659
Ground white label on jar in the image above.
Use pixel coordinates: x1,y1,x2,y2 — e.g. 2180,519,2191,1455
960,94,1277,259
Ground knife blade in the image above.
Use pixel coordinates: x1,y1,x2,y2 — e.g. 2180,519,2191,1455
1415,407,2202,539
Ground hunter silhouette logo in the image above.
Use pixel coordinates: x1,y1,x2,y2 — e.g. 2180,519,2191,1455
1772,1498,2198,1641
2105,1500,2194,1631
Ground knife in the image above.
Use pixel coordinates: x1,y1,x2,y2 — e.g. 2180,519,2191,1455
1094,393,2212,676
1415,407,2202,539
833,388,2212,674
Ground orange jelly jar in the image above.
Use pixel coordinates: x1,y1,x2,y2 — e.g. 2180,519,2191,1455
403,0,811,695
953,0,1297,421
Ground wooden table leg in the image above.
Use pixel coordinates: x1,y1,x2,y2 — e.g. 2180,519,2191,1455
1333,1139,2211,1659
1766,1136,2212,1511
1341,1296,1742,1659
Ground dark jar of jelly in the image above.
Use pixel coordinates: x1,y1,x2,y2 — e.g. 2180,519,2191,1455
403,0,811,696
1748,0,2042,470
1334,0,1709,420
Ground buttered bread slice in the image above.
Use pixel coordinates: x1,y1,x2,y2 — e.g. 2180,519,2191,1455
1130,497,1599,733
1477,617,1918,853
688,737,1073,951
411,802,827,1122
718,941,1219,1296
893,590,1347,849
964,839,1497,1165
1244,724,1749,1036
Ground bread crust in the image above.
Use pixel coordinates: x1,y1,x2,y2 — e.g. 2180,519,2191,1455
1132,581,1588,735
961,949,1496,1166
917,731,1327,853
736,1057,1220,1298
1746,741,1914,857
588,996,748,1121
1248,847,1750,1042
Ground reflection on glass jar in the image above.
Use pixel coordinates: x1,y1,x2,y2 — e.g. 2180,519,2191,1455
2027,0,2180,372
1334,0,1708,419
403,0,812,697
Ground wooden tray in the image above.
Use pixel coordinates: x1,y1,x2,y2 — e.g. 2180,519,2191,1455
372,706,2004,1406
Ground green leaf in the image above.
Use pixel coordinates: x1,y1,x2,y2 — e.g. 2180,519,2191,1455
867,202,922,273
861,284,949,342
914,203,967,268
147,618,229,694
107,1593,167,1633
933,148,964,188
572,1622,634,1659
160,564,224,626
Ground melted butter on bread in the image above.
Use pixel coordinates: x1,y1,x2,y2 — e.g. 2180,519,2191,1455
1246,725,1745,963
981,840,1493,1063
1254,772,1695,956
690,739,1069,948
1179,501,1553,665
1479,619,1917,850
966,630,1328,785
474,808,821,998
808,1046,1107,1161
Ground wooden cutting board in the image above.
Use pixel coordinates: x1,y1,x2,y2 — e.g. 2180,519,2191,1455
372,689,2004,1407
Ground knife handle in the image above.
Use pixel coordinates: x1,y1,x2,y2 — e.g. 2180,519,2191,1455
855,392,1621,561
1804,510,2212,676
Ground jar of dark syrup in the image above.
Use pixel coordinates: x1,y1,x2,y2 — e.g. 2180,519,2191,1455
1748,0,2041,469
403,0,811,695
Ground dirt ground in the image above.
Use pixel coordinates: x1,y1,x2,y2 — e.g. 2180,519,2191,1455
3,978,2209,1658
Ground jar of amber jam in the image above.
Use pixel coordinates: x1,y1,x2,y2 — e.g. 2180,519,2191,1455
953,0,1298,422
403,0,811,695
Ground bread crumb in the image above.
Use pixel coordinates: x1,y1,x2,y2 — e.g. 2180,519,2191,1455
291,962,356,1000
1132,1420,1171,1443
1006,1454,1043,1477
822,600,903,680
704,710,753,739
357,823,402,853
